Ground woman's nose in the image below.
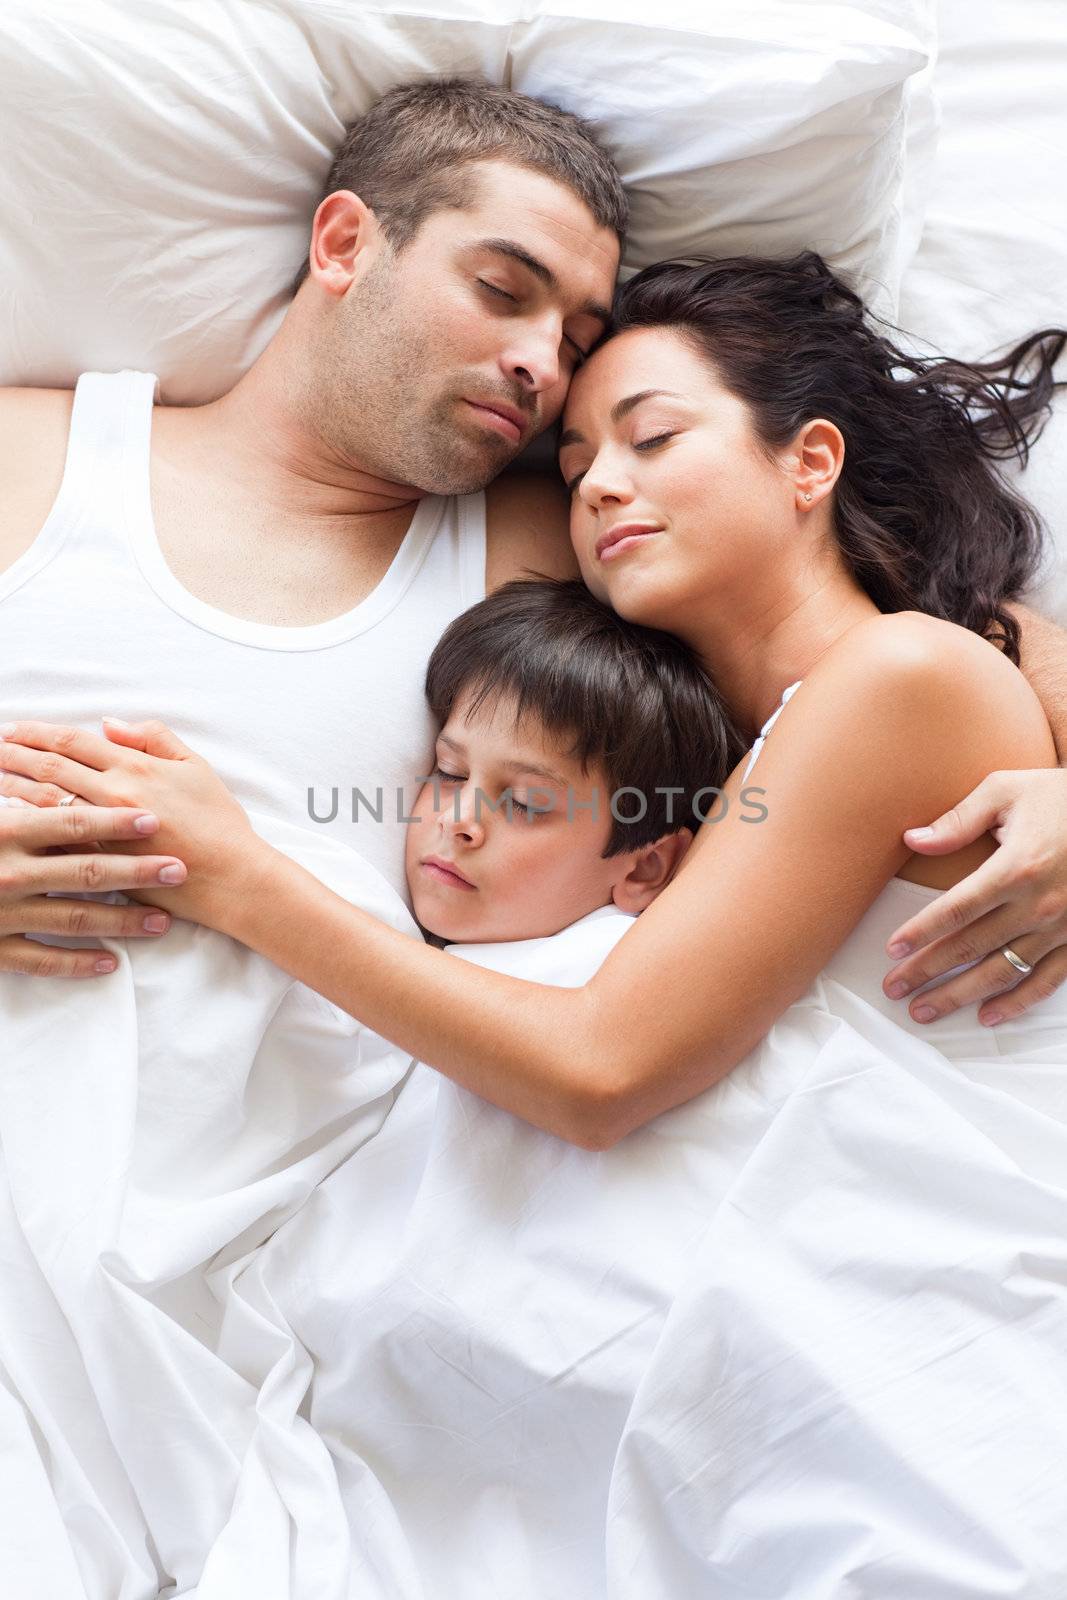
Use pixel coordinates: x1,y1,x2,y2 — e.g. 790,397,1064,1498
578,458,634,511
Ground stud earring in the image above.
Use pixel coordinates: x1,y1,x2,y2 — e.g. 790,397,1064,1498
803,492,813,502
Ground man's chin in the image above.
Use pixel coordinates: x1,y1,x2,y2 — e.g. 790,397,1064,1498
406,408,528,494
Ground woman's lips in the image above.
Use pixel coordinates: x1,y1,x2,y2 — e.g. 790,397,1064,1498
597,526,663,563
420,859,477,891
463,400,523,443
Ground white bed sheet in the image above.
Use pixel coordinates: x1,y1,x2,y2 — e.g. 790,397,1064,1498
179,896,1067,1599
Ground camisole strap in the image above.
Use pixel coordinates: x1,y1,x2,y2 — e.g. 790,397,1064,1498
743,680,802,781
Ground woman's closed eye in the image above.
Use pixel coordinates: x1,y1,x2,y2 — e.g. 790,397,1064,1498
563,431,676,494
432,765,464,784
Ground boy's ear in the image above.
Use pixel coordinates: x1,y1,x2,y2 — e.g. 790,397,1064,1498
611,828,694,915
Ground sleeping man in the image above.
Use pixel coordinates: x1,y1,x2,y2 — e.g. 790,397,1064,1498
2,75,1067,999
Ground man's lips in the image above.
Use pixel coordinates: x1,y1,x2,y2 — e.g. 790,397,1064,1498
595,523,664,562
463,398,527,443
420,856,477,891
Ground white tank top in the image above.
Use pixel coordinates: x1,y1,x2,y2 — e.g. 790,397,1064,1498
0,371,486,898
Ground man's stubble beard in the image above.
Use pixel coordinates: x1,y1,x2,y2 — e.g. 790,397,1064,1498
313,257,519,497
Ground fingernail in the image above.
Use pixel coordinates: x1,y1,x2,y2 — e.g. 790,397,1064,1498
911,1004,937,1023
886,980,908,1000
0,723,14,738
142,913,169,933
982,1011,1003,1027
158,864,186,884
133,812,160,833
906,827,934,841
887,940,910,958
102,716,132,727
95,957,117,974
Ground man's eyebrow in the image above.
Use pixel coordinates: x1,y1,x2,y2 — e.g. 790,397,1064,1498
438,732,568,788
475,238,612,325
559,389,687,449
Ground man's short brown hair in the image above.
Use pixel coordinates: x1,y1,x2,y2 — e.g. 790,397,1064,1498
293,75,626,290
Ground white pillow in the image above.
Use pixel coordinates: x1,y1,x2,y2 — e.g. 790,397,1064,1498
897,0,1067,625
0,0,933,404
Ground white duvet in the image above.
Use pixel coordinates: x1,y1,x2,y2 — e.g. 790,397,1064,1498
0,816,420,1600
2,834,1067,1598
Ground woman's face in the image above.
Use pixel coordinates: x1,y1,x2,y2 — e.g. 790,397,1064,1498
559,327,799,635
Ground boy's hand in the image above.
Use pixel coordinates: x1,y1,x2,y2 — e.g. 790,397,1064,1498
0,718,260,932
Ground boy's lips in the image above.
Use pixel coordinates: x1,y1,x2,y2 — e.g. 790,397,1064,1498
420,855,477,891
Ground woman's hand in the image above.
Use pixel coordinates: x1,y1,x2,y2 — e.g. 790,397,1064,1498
0,800,187,977
0,717,264,934
883,768,1067,1026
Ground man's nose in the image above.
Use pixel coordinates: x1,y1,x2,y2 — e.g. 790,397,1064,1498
502,322,562,396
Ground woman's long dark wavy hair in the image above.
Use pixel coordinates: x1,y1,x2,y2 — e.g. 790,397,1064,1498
612,252,1065,665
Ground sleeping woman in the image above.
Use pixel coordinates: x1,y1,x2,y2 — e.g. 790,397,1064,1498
2,250,1067,1142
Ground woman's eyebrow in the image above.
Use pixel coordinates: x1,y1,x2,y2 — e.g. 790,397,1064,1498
559,388,686,448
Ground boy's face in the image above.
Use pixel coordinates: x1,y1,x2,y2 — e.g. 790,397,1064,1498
405,690,629,944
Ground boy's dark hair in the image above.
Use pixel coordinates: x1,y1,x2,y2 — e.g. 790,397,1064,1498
293,76,626,291
425,579,745,856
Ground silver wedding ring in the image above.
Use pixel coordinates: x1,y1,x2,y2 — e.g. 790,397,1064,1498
57,791,77,807
1000,945,1033,977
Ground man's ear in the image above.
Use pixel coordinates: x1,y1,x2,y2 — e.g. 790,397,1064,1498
611,828,694,915
307,190,382,297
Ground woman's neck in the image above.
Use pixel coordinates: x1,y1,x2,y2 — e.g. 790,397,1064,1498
689,568,880,737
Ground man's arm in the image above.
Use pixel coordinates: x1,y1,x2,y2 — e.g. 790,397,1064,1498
879,600,1067,1023
0,387,74,577
483,470,577,593
1009,601,1067,762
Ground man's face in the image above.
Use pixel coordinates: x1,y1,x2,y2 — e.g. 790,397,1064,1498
316,161,619,495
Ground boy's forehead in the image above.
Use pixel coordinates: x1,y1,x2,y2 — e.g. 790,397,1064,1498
441,693,584,781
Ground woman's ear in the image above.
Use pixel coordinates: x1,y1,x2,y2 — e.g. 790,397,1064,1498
793,418,845,509
611,828,694,915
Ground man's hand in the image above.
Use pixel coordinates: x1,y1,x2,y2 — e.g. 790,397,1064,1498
0,800,187,977
0,718,261,935
882,768,1067,1026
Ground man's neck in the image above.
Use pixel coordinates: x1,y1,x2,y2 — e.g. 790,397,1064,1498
173,338,427,526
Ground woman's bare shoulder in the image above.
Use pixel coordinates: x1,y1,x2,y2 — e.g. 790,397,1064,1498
805,609,1055,772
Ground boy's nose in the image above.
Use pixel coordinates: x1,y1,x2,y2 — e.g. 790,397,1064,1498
438,797,485,847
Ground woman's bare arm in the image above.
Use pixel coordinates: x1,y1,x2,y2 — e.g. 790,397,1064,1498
220,614,1053,1146
0,615,1052,1139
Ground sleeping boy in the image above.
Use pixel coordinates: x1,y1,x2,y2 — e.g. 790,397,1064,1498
403,577,743,954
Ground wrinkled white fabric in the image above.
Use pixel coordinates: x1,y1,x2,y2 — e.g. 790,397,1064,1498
4,719,1067,1596
188,881,1067,1599
0,814,420,1599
